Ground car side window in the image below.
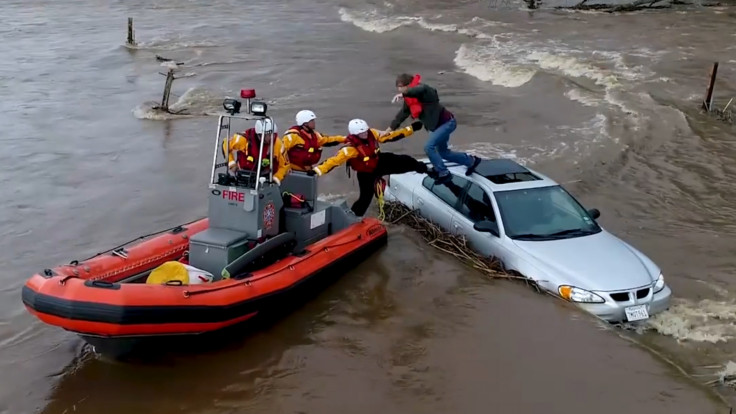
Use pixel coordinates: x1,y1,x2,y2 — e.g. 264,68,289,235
459,183,496,223
422,175,434,190
424,174,470,209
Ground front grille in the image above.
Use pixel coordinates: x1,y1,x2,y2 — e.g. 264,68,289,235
610,292,630,302
609,287,651,302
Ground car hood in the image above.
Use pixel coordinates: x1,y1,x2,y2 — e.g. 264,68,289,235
511,231,656,292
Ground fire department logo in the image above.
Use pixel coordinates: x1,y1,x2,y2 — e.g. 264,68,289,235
263,201,276,230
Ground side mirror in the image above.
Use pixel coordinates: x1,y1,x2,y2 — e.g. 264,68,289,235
587,208,601,220
473,220,499,237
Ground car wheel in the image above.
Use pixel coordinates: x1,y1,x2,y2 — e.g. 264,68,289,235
505,269,543,295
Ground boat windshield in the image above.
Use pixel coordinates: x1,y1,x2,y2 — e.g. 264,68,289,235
494,185,601,241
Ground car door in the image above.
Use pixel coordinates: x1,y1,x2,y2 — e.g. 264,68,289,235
450,181,506,259
414,174,470,230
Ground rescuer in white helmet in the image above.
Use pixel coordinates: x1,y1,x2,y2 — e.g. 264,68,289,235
281,109,346,173
307,118,427,217
221,118,290,185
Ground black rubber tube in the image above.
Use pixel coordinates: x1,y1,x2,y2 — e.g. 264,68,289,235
221,232,296,279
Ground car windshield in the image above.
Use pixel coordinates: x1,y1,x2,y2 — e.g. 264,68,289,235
494,185,601,241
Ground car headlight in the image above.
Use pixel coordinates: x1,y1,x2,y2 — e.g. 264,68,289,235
558,285,605,303
653,273,665,293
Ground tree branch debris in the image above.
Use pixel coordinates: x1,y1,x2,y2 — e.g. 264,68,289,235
555,0,722,12
383,201,549,294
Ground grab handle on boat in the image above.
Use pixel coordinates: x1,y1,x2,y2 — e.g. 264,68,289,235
84,280,122,290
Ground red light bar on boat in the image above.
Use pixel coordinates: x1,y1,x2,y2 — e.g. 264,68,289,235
241,89,256,99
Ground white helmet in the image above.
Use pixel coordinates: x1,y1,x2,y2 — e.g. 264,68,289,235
255,118,277,134
348,119,369,135
296,110,316,126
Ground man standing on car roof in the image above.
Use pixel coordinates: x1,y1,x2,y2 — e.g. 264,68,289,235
281,109,346,173
307,118,428,217
383,73,481,184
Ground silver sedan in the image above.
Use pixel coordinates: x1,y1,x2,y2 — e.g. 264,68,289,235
384,158,671,324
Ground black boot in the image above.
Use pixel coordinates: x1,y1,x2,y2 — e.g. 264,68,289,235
465,156,482,176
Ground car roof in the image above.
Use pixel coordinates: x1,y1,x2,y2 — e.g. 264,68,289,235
417,157,560,192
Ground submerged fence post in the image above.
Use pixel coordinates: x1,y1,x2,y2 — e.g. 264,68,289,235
703,61,718,111
160,68,175,112
127,17,136,46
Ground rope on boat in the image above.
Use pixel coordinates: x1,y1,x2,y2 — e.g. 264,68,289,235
374,177,387,222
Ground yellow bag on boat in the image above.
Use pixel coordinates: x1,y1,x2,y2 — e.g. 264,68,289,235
146,261,189,285
147,261,215,285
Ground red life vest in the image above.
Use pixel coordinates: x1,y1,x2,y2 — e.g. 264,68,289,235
345,130,380,173
235,128,279,171
404,74,423,119
285,125,322,168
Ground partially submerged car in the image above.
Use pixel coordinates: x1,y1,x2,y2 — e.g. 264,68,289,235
384,158,671,324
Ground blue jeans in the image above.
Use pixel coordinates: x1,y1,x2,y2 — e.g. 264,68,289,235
423,118,472,176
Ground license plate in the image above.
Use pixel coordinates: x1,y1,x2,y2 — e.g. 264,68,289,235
624,305,649,322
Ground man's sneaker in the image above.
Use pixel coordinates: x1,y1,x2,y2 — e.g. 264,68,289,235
465,156,482,176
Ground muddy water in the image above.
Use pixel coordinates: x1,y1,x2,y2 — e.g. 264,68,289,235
1,0,735,413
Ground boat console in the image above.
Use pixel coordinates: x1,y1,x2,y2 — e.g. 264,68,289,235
188,90,358,279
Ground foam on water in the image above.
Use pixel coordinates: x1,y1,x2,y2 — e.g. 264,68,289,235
564,89,603,107
453,42,537,88
639,298,736,344
337,7,418,33
337,7,504,38
716,361,736,387
132,87,224,120
526,51,621,89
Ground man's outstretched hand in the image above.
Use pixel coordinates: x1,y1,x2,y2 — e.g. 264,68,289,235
306,169,316,176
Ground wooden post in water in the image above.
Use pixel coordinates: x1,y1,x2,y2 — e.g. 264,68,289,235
702,62,718,111
127,18,136,46
160,68,175,112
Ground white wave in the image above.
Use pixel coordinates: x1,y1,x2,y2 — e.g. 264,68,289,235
603,89,636,114
460,142,553,165
640,298,736,343
547,113,612,156
415,19,494,39
337,7,417,33
564,89,603,107
716,361,736,387
526,51,620,89
338,7,503,38
453,43,536,88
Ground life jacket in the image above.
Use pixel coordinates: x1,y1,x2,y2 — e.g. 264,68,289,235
285,125,322,168
235,128,279,171
345,130,380,173
404,74,423,119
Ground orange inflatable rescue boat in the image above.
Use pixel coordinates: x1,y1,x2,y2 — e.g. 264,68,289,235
22,90,387,357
